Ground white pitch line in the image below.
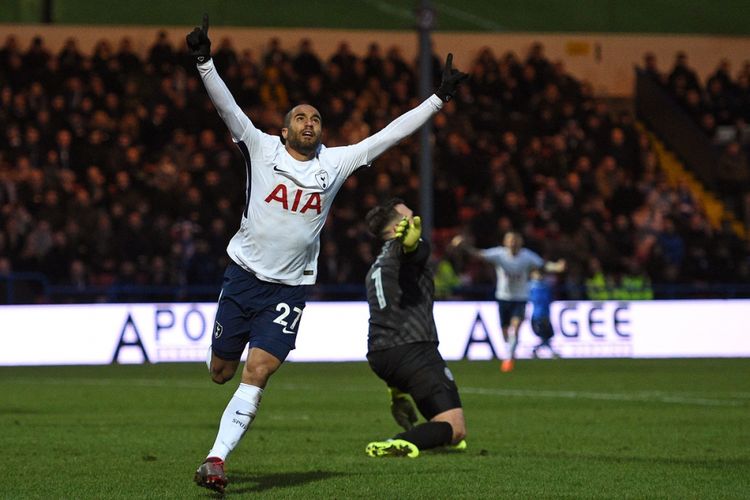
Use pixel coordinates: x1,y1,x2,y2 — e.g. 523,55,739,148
6,378,745,407
5,377,211,390
460,387,745,407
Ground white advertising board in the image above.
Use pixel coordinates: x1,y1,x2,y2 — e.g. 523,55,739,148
0,300,748,365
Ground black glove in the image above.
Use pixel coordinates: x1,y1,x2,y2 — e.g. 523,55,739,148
435,53,468,102
186,13,211,64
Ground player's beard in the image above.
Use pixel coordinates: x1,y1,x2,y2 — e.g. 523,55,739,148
286,129,321,157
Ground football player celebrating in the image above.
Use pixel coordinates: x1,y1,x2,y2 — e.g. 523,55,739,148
186,14,467,493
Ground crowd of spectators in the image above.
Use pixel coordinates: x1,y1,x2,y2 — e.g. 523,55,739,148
1,32,748,303
644,51,750,140
642,51,750,217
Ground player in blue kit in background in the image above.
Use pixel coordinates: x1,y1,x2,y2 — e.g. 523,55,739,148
186,15,467,493
528,268,560,359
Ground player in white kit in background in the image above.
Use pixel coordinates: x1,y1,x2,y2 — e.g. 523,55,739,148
186,15,468,493
454,232,565,373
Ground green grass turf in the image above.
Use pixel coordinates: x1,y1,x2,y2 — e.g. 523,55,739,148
1,358,749,498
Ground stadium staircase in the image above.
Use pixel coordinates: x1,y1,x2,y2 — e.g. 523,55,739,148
635,68,747,239
642,125,746,238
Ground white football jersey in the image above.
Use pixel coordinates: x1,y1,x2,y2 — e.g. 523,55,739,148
198,60,442,285
480,247,544,300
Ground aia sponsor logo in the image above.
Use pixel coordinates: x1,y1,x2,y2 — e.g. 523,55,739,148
264,184,322,214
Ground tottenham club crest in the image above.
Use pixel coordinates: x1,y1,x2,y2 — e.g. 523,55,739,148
315,170,329,189
213,321,223,339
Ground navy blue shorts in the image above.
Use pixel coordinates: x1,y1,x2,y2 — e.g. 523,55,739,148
497,300,527,327
211,263,307,362
367,342,462,420
531,316,554,341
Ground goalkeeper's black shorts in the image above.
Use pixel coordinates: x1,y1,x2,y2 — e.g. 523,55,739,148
367,341,462,420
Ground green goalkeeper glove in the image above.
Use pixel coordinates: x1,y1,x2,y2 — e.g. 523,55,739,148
388,387,418,431
186,13,212,64
395,216,421,253
435,53,468,103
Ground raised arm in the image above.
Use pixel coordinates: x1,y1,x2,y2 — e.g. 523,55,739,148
354,96,443,163
543,259,566,273
187,14,252,141
350,53,468,165
198,60,252,141
450,235,487,261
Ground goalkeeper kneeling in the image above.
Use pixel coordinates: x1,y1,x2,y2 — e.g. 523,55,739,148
362,198,467,458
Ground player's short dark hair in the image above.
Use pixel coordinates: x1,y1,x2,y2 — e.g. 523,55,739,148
283,108,294,130
280,108,293,145
283,104,322,130
365,198,405,239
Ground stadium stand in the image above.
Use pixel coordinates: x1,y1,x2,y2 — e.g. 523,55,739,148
637,51,750,222
1,33,749,303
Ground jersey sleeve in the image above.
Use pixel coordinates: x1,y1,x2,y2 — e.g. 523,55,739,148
197,59,259,146
401,239,431,266
328,94,443,178
526,249,545,269
479,247,505,266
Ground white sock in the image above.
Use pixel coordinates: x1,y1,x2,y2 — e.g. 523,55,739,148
207,383,263,461
501,330,511,360
508,333,518,359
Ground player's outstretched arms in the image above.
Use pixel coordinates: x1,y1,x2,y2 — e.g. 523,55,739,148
352,54,468,164
450,235,484,259
187,14,252,141
544,259,566,273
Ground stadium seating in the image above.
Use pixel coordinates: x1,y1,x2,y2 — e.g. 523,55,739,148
1,34,748,303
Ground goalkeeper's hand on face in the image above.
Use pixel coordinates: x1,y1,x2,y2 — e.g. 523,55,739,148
435,53,469,102
186,13,211,64
389,387,418,431
395,216,422,253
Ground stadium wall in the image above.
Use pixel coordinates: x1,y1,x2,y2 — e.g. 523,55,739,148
1,300,748,365
3,24,750,96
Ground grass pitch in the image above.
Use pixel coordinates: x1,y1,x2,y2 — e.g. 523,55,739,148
2,358,749,498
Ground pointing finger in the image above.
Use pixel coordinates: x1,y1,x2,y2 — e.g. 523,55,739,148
202,13,209,34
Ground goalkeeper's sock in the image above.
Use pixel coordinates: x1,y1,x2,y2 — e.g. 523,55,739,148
207,383,263,461
395,421,452,450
